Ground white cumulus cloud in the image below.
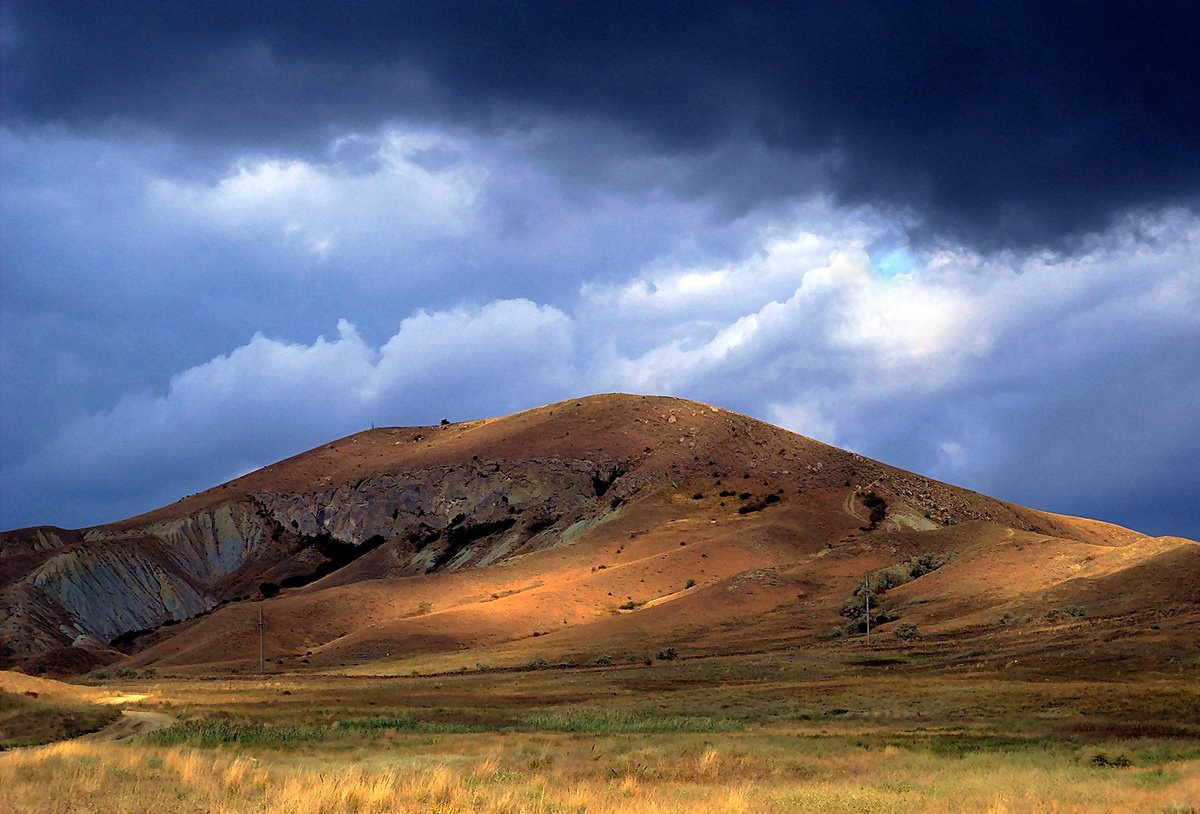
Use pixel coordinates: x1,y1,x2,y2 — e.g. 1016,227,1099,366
1,300,573,524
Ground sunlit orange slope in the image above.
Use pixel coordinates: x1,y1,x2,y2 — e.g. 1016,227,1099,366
50,393,1189,678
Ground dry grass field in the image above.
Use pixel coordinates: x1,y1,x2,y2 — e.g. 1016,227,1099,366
2,656,1198,813
5,731,1198,814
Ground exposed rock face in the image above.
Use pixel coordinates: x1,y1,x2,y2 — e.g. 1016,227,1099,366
1,508,269,662
29,541,215,642
0,453,636,668
253,457,635,580
86,503,273,585
0,582,81,661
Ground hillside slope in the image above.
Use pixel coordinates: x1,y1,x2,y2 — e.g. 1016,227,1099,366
2,394,1195,676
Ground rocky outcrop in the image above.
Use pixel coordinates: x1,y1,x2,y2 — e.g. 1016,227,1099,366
253,457,636,579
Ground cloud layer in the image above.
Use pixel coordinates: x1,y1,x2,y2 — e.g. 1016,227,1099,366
4,181,1197,536
2,5,1197,539
5,1,1199,246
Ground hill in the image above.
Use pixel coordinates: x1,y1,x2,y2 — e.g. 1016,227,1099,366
1,394,1195,677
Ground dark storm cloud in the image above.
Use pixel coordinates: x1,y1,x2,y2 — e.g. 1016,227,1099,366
4,0,1198,247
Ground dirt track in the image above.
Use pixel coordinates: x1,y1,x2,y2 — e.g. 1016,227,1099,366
80,709,175,742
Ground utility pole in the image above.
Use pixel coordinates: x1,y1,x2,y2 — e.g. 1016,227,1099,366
864,574,871,646
258,606,265,674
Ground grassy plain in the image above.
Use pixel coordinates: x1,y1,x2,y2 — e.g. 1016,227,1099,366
1,654,1198,813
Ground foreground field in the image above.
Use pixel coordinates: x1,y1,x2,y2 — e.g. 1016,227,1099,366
4,729,1199,814
2,658,1198,813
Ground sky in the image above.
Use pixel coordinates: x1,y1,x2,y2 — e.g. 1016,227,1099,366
1,1,1197,538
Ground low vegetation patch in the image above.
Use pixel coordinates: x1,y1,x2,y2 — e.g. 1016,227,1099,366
1045,605,1089,622
143,720,327,749
147,715,488,748
838,552,952,633
881,733,1065,758
336,716,482,734
520,709,742,734
736,493,781,514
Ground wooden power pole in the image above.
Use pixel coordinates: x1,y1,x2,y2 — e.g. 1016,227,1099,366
258,606,265,674
864,574,871,646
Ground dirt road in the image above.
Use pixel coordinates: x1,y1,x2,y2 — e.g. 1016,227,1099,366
80,709,175,742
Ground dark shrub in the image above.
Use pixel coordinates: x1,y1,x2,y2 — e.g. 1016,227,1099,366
1089,752,1132,768
429,517,517,571
526,515,559,535
862,492,887,526
591,467,626,497
840,596,867,620
281,533,389,588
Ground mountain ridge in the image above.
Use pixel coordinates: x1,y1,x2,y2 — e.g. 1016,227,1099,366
1,393,1194,677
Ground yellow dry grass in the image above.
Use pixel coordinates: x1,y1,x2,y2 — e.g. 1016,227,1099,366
2,734,1198,814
